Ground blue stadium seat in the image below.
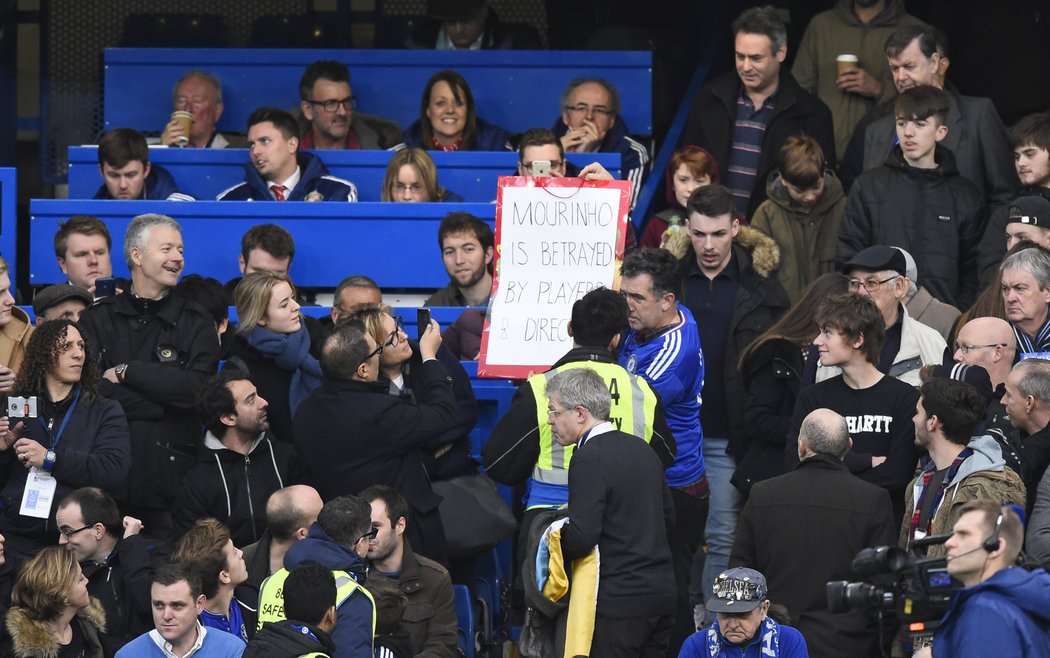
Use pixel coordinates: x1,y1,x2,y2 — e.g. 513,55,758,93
454,583,476,658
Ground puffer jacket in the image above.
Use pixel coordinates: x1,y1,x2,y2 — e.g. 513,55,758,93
751,170,847,303
901,434,1027,556
839,144,984,308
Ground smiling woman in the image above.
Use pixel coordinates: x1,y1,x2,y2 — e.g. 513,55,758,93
0,320,131,562
401,70,512,152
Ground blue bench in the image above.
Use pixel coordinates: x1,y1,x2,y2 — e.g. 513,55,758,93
28,200,495,289
103,49,652,137
66,147,621,203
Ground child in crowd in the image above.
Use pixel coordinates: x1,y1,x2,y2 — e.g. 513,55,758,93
839,85,984,309
639,146,718,248
751,136,846,303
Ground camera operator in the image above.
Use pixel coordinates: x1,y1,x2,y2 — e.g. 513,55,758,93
916,501,1050,657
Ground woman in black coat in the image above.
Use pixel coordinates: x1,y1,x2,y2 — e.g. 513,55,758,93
733,273,849,496
229,271,323,444
0,320,130,561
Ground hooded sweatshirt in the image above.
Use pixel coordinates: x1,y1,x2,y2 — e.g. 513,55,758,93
751,170,846,303
901,434,1027,555
932,566,1050,658
172,431,301,547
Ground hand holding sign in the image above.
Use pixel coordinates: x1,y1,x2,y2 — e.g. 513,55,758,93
479,175,631,378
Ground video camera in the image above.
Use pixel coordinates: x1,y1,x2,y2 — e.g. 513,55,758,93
826,536,961,644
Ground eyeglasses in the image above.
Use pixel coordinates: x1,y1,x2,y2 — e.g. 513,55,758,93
547,407,569,419
954,342,1006,354
307,97,357,112
357,526,379,543
383,316,404,348
60,524,94,539
564,104,614,117
362,342,384,365
395,183,423,194
847,275,899,292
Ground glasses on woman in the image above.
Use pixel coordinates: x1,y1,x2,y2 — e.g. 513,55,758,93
382,316,404,348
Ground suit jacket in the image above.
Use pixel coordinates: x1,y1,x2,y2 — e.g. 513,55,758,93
560,427,676,619
731,454,896,658
681,69,836,219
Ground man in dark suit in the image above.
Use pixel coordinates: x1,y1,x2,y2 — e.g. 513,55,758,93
731,408,897,658
681,5,836,219
292,318,457,565
549,368,677,657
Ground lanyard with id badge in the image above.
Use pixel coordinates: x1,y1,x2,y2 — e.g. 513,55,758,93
10,387,80,519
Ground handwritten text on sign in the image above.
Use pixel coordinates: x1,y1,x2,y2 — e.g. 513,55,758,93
479,177,629,378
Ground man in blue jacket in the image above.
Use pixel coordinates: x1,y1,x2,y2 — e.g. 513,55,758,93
94,128,193,201
217,107,358,202
922,500,1050,658
257,495,376,658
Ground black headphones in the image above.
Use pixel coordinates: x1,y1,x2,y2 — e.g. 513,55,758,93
983,510,1006,552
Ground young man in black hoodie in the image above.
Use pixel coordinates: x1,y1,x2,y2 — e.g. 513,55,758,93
246,564,338,658
839,85,984,309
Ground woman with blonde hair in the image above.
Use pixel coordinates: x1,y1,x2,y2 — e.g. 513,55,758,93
0,546,107,658
380,149,462,202
230,271,323,444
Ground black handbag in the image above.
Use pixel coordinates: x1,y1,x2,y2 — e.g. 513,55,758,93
432,473,517,557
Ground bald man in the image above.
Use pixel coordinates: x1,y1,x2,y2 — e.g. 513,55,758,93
732,408,896,658
241,485,324,600
953,317,1017,389
950,317,1022,473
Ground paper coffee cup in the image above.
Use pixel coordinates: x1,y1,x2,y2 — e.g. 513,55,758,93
837,54,859,75
171,111,193,146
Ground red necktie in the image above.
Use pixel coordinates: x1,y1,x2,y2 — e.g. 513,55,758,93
270,184,286,201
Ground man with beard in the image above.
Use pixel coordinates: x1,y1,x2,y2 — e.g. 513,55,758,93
298,60,400,150
424,212,493,308
172,370,302,546
360,485,457,658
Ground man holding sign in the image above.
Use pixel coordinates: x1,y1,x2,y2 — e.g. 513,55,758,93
618,247,707,652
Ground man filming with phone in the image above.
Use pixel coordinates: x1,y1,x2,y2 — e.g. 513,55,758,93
915,501,1050,657
292,317,459,565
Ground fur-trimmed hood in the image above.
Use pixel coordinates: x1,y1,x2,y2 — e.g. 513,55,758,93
665,224,781,278
5,599,106,658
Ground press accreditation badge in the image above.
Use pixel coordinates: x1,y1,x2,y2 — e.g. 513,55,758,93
20,467,57,519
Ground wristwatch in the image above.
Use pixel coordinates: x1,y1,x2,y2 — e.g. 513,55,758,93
43,450,56,472
115,363,128,383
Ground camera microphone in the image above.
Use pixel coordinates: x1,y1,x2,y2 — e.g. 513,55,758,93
945,544,986,561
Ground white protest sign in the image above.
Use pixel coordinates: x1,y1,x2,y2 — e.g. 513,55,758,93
478,176,630,378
